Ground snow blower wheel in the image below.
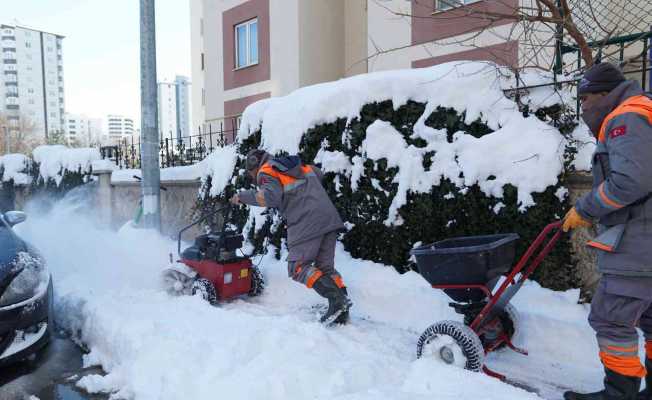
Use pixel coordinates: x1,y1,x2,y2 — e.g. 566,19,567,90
192,278,218,305
248,266,265,297
416,320,485,372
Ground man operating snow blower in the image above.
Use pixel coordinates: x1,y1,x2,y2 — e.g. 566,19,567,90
230,149,352,326
563,63,652,400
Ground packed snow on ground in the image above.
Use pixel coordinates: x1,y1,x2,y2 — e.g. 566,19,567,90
9,191,624,400
32,145,101,186
0,153,32,185
238,62,592,223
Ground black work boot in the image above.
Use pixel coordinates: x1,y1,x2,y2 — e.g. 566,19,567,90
312,276,350,326
638,359,652,400
564,368,641,400
333,287,353,325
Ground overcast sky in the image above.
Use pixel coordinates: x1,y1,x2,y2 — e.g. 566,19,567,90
1,0,191,124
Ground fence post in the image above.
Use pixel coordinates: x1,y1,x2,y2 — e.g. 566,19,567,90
209,124,213,153
165,138,170,168
169,130,174,167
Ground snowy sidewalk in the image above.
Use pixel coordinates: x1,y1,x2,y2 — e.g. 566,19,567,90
16,199,608,400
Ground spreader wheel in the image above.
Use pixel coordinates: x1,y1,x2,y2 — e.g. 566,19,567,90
248,266,265,297
192,278,219,305
501,303,520,343
416,320,485,372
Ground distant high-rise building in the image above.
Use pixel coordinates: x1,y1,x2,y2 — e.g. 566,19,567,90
0,24,66,142
64,113,102,147
106,115,135,144
158,76,191,145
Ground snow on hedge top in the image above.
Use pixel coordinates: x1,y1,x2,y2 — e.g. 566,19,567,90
0,154,32,185
239,62,570,219
32,145,101,186
239,62,565,154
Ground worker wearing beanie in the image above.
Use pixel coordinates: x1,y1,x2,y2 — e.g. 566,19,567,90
231,149,352,326
563,63,652,400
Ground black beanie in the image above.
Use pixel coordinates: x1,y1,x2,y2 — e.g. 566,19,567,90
245,149,268,171
578,62,626,95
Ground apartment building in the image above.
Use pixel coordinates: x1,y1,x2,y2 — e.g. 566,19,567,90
1,24,65,141
64,113,102,147
158,75,191,144
106,114,135,144
190,0,651,133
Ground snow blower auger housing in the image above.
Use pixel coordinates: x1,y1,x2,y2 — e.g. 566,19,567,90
163,207,264,304
410,221,563,380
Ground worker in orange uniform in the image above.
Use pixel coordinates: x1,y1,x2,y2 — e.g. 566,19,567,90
231,149,352,325
563,62,652,400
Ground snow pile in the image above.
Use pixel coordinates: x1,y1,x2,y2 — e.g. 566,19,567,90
32,145,101,186
238,62,583,221
0,153,32,185
10,195,617,400
111,145,238,197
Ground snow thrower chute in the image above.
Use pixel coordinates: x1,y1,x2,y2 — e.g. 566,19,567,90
163,206,264,304
410,221,563,380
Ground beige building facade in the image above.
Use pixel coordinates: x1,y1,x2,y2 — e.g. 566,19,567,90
190,0,651,134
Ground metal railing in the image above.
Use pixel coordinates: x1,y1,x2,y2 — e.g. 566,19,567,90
100,116,240,169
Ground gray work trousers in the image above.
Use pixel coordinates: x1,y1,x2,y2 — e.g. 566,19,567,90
286,231,344,288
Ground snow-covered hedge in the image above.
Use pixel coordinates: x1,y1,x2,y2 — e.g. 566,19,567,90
0,146,101,199
199,62,590,290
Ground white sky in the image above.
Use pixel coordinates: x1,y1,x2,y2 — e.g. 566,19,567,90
1,0,192,125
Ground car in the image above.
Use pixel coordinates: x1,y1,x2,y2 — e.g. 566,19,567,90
0,211,53,367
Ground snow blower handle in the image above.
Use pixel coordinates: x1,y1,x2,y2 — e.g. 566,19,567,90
177,206,230,256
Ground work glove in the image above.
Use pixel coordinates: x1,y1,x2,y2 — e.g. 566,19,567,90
562,207,591,232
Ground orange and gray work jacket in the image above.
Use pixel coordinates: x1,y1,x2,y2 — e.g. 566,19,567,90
238,155,345,246
576,80,652,277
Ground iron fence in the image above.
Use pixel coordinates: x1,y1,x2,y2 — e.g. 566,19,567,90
100,116,240,169
505,29,652,120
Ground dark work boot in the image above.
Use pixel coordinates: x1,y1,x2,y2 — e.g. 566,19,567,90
312,276,350,326
333,287,353,325
564,368,641,400
638,359,652,400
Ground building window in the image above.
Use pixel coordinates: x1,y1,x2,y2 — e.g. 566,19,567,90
201,53,204,71
25,41,31,48
234,18,258,69
435,0,481,11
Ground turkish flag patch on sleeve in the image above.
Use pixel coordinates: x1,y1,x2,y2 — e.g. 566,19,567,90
609,125,627,139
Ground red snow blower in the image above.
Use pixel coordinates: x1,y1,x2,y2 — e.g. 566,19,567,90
410,221,563,380
162,207,264,304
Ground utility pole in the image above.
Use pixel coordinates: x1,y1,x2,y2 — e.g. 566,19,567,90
139,0,161,231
